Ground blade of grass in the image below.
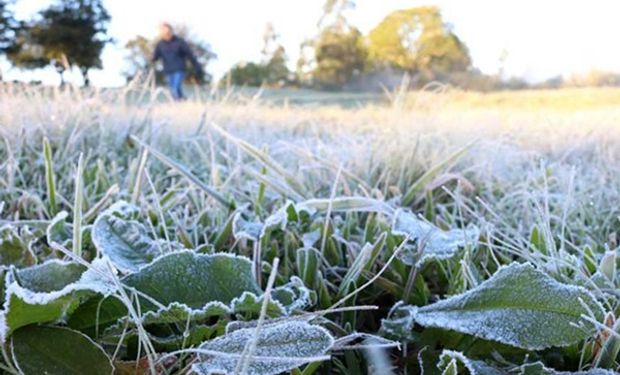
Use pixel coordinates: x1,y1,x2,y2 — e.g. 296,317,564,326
130,135,235,210
72,152,84,258
401,139,477,206
210,122,308,199
43,137,57,216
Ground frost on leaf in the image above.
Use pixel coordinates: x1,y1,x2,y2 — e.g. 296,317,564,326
435,352,613,375
140,301,231,325
231,292,286,318
232,212,264,242
382,263,604,350
518,361,616,375
192,321,333,375
271,276,313,314
71,252,265,335
0,259,112,341
11,325,113,375
437,350,504,375
391,209,479,266
123,251,262,309
231,277,314,319
0,225,36,267
46,211,72,248
92,212,162,273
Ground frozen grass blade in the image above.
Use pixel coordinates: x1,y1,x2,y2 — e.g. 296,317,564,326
210,122,308,199
42,137,57,217
130,135,235,210
72,153,84,258
401,139,477,206
236,257,280,374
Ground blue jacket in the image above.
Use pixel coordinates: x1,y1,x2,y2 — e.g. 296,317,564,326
152,36,201,74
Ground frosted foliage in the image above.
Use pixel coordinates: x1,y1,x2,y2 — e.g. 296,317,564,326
438,351,505,375
437,351,615,375
92,213,162,273
232,213,263,241
46,212,71,247
392,209,479,266
192,321,333,375
16,261,86,293
519,361,617,375
0,260,108,341
384,263,604,350
124,251,261,308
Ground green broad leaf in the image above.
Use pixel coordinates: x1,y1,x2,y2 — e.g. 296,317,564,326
67,295,128,337
0,259,114,341
231,276,313,319
382,263,604,350
70,252,263,334
140,301,231,325
192,321,334,375
92,212,162,273
46,211,72,247
232,212,264,241
11,325,113,375
518,362,615,374
437,350,504,375
149,324,222,352
270,276,314,314
391,209,479,266
123,251,262,309
230,292,287,318
258,201,315,239
437,351,616,375
0,225,36,267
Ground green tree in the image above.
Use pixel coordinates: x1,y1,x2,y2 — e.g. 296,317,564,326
0,0,17,80
261,23,289,85
226,23,290,87
311,25,368,90
368,6,470,79
227,62,267,87
318,0,355,29
6,0,111,86
0,0,15,51
124,25,216,84
296,0,367,89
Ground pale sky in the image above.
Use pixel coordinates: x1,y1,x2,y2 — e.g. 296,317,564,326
2,0,620,87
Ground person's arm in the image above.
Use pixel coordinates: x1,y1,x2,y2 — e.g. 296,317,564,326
152,42,161,64
180,39,203,76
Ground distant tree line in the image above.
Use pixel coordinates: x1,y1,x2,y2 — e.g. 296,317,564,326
225,2,475,91
2,0,620,91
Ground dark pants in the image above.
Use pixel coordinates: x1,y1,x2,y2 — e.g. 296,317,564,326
166,71,185,100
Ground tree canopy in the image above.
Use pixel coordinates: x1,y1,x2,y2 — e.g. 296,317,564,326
368,6,471,79
0,0,16,52
5,0,111,86
311,25,367,90
225,23,290,87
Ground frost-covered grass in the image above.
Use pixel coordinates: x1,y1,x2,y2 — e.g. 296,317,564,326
1,82,620,374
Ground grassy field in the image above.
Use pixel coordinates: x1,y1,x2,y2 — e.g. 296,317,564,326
0,83,619,374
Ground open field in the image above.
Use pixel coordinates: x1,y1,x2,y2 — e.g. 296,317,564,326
0,84,619,374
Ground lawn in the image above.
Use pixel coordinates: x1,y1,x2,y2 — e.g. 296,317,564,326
0,83,618,374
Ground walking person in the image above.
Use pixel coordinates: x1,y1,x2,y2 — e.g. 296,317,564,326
152,23,202,100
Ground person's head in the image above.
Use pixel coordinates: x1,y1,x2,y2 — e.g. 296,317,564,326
159,22,174,41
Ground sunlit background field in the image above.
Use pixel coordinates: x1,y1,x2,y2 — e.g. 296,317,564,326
4,83,620,258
